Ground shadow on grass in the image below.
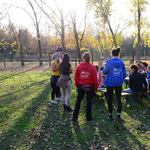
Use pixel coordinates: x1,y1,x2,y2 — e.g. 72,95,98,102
0,65,43,81
0,83,51,149
0,79,49,115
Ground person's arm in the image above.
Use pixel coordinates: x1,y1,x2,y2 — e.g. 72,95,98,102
102,63,109,75
93,67,98,92
69,67,73,74
52,62,59,72
129,75,132,89
143,77,147,93
99,71,103,87
75,67,79,88
123,64,127,78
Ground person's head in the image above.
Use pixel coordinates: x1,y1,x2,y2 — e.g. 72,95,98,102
141,62,148,68
141,72,147,79
129,60,134,65
61,53,70,65
83,52,91,63
95,65,99,72
136,62,142,69
52,52,60,62
111,47,120,57
56,48,63,57
147,66,150,72
130,64,138,74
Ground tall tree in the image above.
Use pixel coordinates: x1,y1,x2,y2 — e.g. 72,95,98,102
87,0,118,48
34,0,67,52
27,0,43,66
129,0,149,59
70,5,90,62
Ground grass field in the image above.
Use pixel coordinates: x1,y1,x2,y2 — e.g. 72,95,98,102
0,61,150,150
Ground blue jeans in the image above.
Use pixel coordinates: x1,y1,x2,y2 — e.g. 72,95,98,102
123,88,143,104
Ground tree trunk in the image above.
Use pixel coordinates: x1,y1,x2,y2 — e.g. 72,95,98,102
60,9,66,52
137,1,141,60
19,29,25,67
28,0,43,66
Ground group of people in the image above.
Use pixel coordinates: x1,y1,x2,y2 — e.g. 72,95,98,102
123,60,150,106
50,47,149,123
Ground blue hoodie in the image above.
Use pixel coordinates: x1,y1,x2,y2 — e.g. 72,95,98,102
103,58,126,87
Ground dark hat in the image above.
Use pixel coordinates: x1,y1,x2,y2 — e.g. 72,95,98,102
142,62,148,67
56,48,63,52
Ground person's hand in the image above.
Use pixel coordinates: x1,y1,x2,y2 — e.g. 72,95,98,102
76,88,78,92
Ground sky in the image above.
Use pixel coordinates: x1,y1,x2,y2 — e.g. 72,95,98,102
0,0,150,36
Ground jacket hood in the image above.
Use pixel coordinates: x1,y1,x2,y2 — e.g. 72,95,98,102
107,58,123,67
79,62,92,69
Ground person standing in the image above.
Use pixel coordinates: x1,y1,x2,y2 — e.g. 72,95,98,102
56,48,63,63
72,52,98,122
57,53,74,111
50,53,62,104
103,47,126,122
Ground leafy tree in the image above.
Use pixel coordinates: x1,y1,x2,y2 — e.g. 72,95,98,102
129,0,150,59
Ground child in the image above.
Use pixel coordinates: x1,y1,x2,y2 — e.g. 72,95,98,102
141,62,148,72
95,65,103,88
136,62,142,73
50,53,62,104
140,72,149,101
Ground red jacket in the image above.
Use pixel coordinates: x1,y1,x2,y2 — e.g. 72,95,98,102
75,62,98,91
97,71,103,87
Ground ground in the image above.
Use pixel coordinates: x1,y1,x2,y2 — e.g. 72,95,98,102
0,61,150,150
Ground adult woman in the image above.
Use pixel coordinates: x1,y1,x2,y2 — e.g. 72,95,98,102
72,52,98,121
57,53,74,111
50,53,62,104
103,47,126,122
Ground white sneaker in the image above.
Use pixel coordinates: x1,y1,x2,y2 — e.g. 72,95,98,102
56,97,62,101
51,100,58,104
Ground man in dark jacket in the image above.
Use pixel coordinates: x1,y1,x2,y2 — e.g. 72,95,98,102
123,65,147,106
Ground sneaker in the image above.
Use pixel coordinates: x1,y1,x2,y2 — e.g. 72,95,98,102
71,118,78,122
108,115,113,122
51,100,58,104
66,106,74,111
56,97,62,101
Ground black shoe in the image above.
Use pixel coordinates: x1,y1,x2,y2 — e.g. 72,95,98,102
66,106,74,111
63,104,66,111
71,118,77,122
117,115,121,122
87,116,93,121
108,115,113,122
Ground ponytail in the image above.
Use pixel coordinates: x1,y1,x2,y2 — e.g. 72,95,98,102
83,52,91,63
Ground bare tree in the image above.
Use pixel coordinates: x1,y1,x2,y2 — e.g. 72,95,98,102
34,0,67,52
27,0,43,66
70,6,90,62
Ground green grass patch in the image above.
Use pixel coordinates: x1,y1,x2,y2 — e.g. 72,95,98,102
0,64,150,150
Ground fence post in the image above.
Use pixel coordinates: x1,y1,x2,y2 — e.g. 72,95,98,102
91,52,93,64
132,49,134,62
48,53,51,67
75,50,77,67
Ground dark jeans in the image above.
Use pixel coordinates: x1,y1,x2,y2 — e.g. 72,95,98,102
50,76,60,99
73,84,94,121
107,86,122,114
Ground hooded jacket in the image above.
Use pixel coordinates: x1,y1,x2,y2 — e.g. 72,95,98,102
103,57,126,87
75,62,98,91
